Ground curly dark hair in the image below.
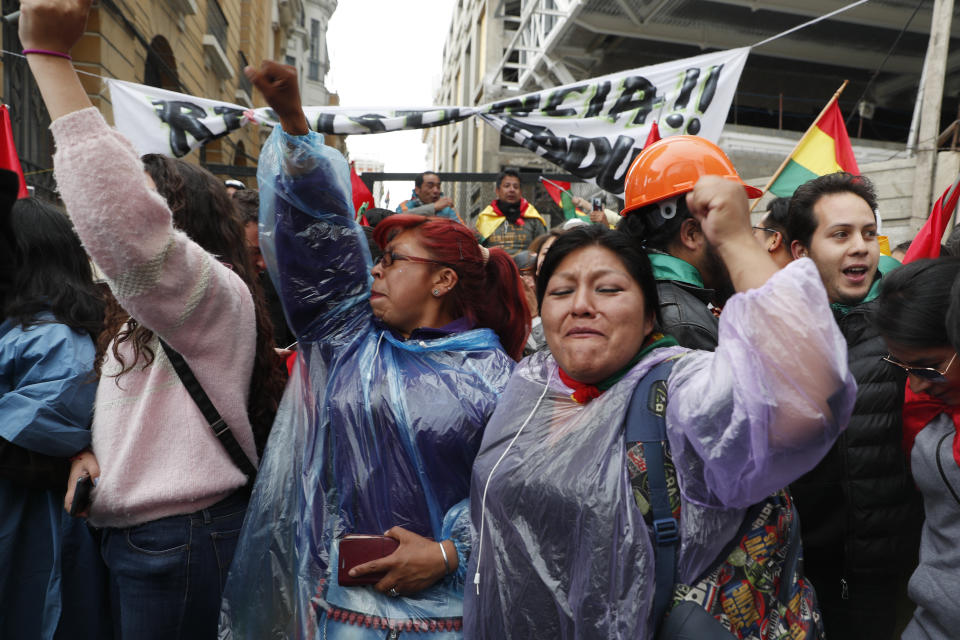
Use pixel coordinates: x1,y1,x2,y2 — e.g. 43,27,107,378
1,198,104,338
96,155,285,455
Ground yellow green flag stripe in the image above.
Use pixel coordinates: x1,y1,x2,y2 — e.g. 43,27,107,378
769,100,858,198
770,127,844,197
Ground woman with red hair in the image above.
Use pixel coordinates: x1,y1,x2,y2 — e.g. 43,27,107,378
370,214,528,359
220,61,530,639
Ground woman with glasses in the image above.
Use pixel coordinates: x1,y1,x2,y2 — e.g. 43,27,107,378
874,258,960,640
220,61,529,639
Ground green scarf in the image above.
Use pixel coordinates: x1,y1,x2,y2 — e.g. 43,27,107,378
597,333,680,392
647,253,704,288
830,266,887,316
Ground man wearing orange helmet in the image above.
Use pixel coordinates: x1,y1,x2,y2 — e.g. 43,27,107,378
618,135,762,350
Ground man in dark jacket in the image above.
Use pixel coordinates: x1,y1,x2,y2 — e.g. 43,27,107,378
785,172,921,640
618,135,762,350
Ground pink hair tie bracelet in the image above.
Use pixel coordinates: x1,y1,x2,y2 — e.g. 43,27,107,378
22,49,72,61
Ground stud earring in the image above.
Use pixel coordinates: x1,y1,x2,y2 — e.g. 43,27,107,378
432,288,441,297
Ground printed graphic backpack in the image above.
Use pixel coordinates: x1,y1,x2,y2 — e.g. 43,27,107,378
625,359,823,640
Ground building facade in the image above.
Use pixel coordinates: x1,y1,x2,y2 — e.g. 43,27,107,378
429,0,960,240
275,0,336,109
0,0,339,198
426,0,563,224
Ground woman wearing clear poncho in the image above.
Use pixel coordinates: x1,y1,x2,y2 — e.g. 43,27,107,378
465,177,858,638
220,63,530,638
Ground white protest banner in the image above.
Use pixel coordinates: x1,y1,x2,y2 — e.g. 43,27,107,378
109,79,265,158
478,47,749,194
108,47,749,195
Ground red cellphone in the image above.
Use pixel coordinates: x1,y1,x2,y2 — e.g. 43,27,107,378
337,534,400,586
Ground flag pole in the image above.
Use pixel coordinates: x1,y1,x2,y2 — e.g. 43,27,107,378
749,80,850,212
539,176,569,193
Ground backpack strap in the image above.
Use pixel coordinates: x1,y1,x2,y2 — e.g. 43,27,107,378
624,357,678,634
159,339,257,484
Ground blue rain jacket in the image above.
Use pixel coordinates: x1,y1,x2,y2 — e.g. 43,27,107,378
219,127,514,639
0,316,96,639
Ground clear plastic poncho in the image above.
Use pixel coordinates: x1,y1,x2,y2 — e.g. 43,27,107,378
465,258,858,639
219,128,515,639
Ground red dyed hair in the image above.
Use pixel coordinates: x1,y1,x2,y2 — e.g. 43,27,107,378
373,214,530,360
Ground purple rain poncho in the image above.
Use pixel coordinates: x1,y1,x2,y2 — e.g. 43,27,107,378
219,127,514,639
465,258,857,639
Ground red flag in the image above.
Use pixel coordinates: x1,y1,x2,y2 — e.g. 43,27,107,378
902,175,960,264
644,121,661,148
0,106,30,199
541,178,571,207
350,162,375,214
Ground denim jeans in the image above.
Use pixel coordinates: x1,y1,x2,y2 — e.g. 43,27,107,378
100,491,248,640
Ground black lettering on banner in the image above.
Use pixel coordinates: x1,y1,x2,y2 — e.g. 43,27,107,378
697,64,723,113
397,110,424,129
315,113,337,133
565,136,606,178
487,95,542,115
347,113,388,133
153,100,216,157
673,68,700,110
490,115,641,194
213,105,246,132
608,76,657,126
665,113,684,129
584,81,611,118
543,85,589,117
595,135,641,193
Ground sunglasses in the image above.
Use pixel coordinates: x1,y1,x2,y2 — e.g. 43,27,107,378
752,225,779,234
375,251,451,269
881,352,958,382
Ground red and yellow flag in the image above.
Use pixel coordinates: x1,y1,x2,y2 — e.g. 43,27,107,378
769,100,859,198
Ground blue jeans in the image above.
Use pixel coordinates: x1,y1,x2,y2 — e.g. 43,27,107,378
100,491,247,640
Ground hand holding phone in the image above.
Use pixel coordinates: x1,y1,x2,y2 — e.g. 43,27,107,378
69,475,93,516
338,534,400,586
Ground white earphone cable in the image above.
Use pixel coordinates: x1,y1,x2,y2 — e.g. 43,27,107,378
473,378,551,594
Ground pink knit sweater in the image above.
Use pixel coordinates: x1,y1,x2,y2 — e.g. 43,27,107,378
52,108,258,528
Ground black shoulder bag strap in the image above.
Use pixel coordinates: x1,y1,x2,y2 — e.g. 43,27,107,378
159,339,257,484
624,358,679,634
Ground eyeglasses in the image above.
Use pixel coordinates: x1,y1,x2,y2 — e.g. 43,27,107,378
752,225,779,234
375,251,451,269
881,352,958,382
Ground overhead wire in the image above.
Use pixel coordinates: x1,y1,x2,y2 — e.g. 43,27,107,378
843,0,926,126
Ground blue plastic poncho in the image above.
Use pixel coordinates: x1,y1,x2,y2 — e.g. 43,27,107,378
465,258,858,639
219,127,515,639
0,317,96,639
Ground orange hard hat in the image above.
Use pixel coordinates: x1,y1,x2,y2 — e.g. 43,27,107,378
621,135,763,215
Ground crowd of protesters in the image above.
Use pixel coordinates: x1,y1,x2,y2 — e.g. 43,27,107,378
4,1,960,640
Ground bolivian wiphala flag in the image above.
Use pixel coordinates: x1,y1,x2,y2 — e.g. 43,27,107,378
769,99,860,197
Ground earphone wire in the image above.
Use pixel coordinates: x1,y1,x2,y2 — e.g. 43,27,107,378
473,377,551,594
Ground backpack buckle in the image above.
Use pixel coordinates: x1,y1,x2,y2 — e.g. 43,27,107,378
653,518,679,546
